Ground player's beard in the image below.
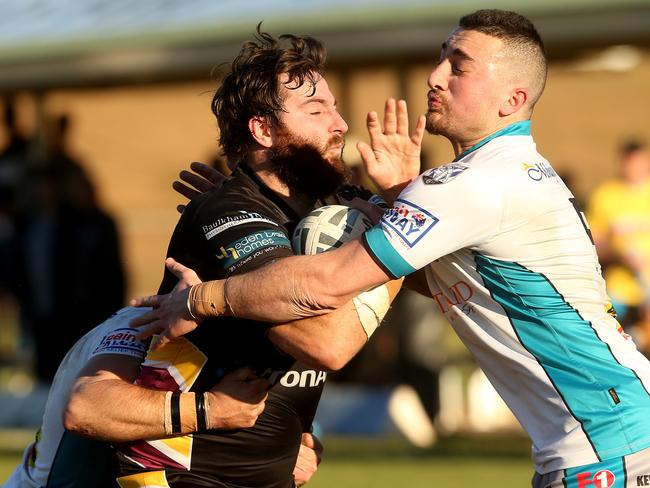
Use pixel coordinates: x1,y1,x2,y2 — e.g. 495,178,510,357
269,130,349,200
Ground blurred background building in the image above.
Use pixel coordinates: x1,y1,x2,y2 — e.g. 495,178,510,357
0,0,649,442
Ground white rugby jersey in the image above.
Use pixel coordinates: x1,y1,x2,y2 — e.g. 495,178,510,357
363,121,650,474
5,307,148,488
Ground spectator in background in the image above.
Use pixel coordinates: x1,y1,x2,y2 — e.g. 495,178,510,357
0,98,30,295
12,114,126,383
587,140,650,354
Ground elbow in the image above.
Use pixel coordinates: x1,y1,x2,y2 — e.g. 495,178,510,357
62,395,83,433
62,383,91,435
320,352,349,372
309,342,357,372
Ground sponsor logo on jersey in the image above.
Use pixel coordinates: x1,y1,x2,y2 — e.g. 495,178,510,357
91,327,148,358
216,230,291,267
432,280,474,315
637,474,650,486
522,162,557,181
422,163,469,184
203,211,279,240
274,369,327,388
574,469,615,488
382,199,438,247
254,367,327,388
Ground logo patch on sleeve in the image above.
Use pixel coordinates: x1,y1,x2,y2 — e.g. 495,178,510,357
91,327,149,359
422,163,469,184
382,199,438,247
202,211,279,240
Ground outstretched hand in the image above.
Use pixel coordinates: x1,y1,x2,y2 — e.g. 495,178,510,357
129,258,202,349
356,98,425,204
174,161,227,213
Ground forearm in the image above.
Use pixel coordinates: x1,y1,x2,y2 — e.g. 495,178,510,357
267,278,404,371
267,301,367,372
65,377,205,442
222,239,388,322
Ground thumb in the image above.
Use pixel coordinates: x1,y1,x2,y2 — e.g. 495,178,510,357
166,257,190,279
300,433,316,449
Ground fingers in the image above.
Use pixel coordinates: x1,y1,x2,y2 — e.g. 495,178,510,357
129,307,160,328
383,98,397,134
356,141,378,172
396,99,409,136
172,179,201,201
130,295,164,310
166,258,201,291
179,168,216,194
300,432,316,449
190,161,226,186
311,433,324,457
365,110,383,142
133,322,164,341
412,114,426,146
166,257,193,281
346,198,383,224
301,432,323,454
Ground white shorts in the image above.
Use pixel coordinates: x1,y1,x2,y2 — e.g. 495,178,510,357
532,445,650,488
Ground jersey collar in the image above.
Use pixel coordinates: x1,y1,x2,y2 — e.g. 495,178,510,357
238,163,303,222
453,120,531,162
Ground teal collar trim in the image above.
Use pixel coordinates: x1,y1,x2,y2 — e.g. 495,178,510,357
454,120,531,161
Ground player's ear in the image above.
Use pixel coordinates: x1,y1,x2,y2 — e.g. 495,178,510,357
499,87,528,117
249,116,273,148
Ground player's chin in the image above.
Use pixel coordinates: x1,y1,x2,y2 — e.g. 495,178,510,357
326,153,346,173
425,112,444,135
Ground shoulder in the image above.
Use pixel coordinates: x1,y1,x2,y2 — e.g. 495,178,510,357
187,170,281,220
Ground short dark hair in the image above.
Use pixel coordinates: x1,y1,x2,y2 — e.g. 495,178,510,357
621,139,646,158
459,9,547,109
211,25,326,164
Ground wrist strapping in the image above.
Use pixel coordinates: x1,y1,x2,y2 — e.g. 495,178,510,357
203,392,211,430
164,391,173,436
187,280,230,319
352,284,391,339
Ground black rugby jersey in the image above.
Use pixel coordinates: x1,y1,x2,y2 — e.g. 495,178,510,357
115,164,369,488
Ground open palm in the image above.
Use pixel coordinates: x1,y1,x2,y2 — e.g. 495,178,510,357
357,98,425,204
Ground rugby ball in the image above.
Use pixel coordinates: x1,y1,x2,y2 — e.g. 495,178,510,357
292,205,373,255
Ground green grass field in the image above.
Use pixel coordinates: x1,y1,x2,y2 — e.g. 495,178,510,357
0,432,533,487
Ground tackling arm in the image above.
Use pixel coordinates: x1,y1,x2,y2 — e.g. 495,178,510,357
131,238,394,350
267,277,403,371
224,236,391,320
64,355,268,442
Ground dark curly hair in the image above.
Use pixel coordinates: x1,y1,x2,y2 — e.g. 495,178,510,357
211,25,326,164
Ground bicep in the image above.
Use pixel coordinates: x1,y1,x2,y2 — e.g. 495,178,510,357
75,354,143,385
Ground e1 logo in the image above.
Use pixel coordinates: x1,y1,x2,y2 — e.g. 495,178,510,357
576,470,615,488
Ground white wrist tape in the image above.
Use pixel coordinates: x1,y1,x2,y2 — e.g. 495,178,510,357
352,284,391,339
